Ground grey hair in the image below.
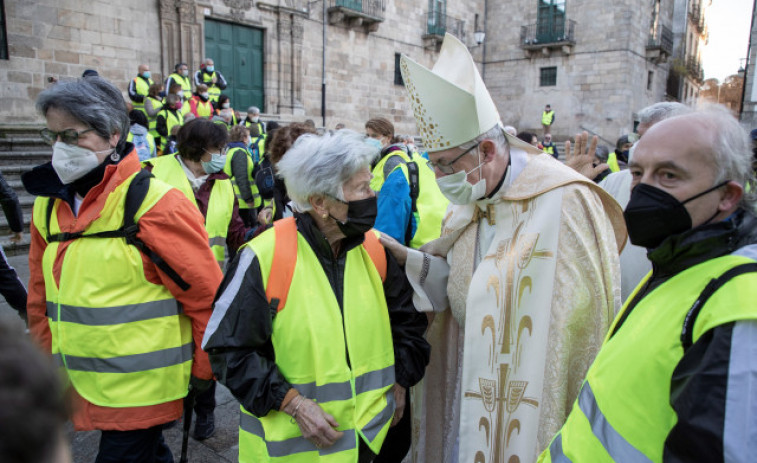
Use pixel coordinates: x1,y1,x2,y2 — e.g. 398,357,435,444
247,106,260,115
459,124,509,153
36,76,129,148
637,101,691,125
693,105,756,209
276,129,379,212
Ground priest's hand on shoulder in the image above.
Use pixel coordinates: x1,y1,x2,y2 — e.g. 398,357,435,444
565,131,608,181
391,384,406,427
379,232,408,266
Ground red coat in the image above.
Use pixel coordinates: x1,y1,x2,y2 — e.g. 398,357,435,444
27,152,223,431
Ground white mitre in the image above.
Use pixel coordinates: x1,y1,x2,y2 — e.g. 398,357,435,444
401,33,540,155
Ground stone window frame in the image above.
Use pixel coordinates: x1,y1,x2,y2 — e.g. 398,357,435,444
394,53,403,86
540,66,557,87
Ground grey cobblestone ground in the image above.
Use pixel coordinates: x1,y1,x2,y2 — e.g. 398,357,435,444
0,252,241,462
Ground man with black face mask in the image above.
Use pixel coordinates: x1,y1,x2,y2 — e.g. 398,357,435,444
540,106,757,463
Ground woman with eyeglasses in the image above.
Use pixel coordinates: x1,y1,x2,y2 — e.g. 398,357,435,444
22,76,222,463
203,129,430,463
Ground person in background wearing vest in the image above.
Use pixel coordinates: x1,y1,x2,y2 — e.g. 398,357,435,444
143,83,164,153
165,62,192,101
128,64,154,117
607,133,636,173
542,133,559,159
224,125,261,228
366,117,449,250
127,110,156,161
189,84,214,120
243,106,266,137
194,58,227,105
156,94,184,154
211,108,234,129
203,129,429,463
144,119,247,440
23,76,222,463
540,106,757,463
214,94,239,126
248,123,265,165
541,103,555,137
251,123,317,235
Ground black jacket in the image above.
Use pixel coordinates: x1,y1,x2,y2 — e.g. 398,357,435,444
611,209,757,463
204,212,430,417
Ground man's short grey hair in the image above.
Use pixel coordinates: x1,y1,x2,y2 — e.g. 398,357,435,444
276,129,379,212
458,124,509,153
637,102,691,125
36,77,129,148
247,106,260,115
694,105,757,208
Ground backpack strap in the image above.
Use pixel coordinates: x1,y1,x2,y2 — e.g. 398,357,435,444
681,262,757,350
267,217,298,312
363,230,387,283
404,160,420,245
44,170,191,291
267,218,387,314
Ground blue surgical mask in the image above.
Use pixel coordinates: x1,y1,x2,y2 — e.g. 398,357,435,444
201,153,226,174
142,71,151,79
366,137,382,151
206,66,215,73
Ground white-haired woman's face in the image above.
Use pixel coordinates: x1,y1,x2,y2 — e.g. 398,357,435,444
327,167,374,222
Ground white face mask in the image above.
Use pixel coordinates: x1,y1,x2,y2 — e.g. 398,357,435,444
435,154,487,205
181,69,189,77
222,102,230,109
251,116,259,123
52,142,111,184
201,92,209,99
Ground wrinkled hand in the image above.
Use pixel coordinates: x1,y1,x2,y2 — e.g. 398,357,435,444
258,207,273,226
391,384,406,427
9,232,22,244
564,131,607,180
379,232,408,266
287,397,344,449
189,375,213,394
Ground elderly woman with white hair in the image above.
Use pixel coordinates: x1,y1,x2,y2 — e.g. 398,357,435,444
203,129,430,463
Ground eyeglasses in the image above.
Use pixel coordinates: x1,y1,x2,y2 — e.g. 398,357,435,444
40,128,96,146
427,142,480,175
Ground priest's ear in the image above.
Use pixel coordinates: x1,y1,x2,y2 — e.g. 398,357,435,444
479,139,498,162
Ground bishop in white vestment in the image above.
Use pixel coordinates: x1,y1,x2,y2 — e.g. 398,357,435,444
392,34,627,463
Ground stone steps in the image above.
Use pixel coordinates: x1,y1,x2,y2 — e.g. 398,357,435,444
0,124,46,256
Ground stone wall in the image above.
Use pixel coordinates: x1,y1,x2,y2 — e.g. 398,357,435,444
0,0,162,123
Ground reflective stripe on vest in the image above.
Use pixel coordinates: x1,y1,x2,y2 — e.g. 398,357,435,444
238,225,395,462
539,253,757,463
223,147,261,209
32,174,192,407
147,154,235,266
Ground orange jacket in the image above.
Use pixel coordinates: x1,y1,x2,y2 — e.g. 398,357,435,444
27,152,223,431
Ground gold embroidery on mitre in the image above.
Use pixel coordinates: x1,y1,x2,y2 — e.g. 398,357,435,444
401,59,446,151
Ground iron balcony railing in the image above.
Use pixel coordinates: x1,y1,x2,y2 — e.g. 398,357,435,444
330,0,385,20
520,19,576,46
686,56,704,82
647,23,673,55
425,11,464,39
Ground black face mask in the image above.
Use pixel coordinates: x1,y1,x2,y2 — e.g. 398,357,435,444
330,196,377,238
624,181,728,249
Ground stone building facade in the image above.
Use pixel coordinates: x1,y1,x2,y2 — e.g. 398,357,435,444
742,0,757,130
0,0,701,141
